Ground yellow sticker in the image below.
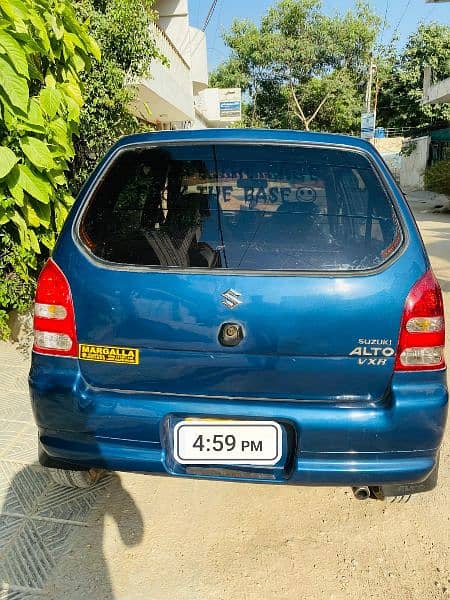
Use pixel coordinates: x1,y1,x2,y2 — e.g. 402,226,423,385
78,343,139,365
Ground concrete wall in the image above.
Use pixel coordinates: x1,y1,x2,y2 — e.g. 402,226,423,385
382,153,401,184
424,75,450,104
134,21,194,123
155,0,191,64
190,27,208,94
400,136,431,192
373,137,404,154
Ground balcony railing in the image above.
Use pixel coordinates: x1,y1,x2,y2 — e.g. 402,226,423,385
129,20,194,122
149,21,190,79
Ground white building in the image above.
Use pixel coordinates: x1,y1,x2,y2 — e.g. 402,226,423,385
422,0,450,104
131,0,241,129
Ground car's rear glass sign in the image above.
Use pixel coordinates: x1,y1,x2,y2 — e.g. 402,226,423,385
79,144,402,272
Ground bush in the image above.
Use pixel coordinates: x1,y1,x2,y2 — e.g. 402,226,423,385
0,233,36,339
0,0,163,338
424,154,450,197
0,0,100,338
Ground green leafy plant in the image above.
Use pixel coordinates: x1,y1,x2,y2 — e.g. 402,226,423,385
0,232,36,339
377,23,450,130
400,140,418,157
0,0,100,337
424,153,450,197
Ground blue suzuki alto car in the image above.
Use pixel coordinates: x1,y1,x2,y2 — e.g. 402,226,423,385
29,129,448,500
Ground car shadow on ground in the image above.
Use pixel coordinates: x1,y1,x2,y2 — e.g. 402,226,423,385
0,462,143,599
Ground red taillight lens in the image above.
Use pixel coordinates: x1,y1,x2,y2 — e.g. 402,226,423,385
395,270,445,371
33,259,78,357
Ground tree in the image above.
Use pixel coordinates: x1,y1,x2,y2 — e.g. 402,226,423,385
0,0,99,337
210,0,380,133
0,0,165,337
70,0,164,193
377,24,450,131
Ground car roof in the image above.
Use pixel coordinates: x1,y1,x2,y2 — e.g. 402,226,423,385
113,128,375,153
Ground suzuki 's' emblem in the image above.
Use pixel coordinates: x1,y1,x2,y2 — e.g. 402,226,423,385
221,289,242,309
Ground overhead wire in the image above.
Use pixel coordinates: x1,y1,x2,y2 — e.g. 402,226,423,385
390,0,413,42
202,0,219,32
423,3,437,22
209,0,223,57
379,0,390,44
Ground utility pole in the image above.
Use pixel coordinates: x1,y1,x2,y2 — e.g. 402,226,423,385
361,56,376,139
365,55,375,113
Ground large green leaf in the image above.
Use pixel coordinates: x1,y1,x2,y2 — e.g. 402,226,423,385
61,79,83,107
28,11,52,55
70,52,88,73
21,201,41,227
86,37,101,63
32,198,51,228
48,14,65,41
0,54,28,113
46,170,67,186
0,30,29,78
28,228,40,253
16,164,52,203
54,200,68,231
10,210,29,248
65,95,80,122
49,117,74,155
7,167,24,205
29,229,40,253
0,0,28,22
20,136,55,170
62,8,101,62
64,31,89,55
0,102,17,129
0,146,18,179
20,98,46,133
39,86,62,118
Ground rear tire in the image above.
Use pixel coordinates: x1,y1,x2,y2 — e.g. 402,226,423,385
49,468,105,488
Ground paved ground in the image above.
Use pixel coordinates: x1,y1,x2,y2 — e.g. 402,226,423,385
0,192,449,599
0,342,113,599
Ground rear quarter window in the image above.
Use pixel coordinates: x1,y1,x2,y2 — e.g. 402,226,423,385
78,143,403,272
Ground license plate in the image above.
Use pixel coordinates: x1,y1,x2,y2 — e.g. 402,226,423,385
173,420,282,466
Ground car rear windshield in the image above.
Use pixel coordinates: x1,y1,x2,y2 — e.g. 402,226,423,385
78,143,403,272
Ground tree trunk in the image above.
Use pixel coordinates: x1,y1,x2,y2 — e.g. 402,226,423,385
289,80,330,131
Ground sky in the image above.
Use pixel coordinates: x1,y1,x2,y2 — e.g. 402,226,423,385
189,0,450,72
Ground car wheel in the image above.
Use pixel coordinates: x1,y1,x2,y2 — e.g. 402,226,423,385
49,468,105,488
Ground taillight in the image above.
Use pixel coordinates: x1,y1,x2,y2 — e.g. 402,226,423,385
33,259,78,357
395,270,445,371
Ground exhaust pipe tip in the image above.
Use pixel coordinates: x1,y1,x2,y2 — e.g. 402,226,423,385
352,486,371,500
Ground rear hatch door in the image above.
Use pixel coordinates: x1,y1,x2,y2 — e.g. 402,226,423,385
69,142,411,402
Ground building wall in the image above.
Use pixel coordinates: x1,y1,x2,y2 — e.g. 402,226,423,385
190,27,208,95
132,1,241,129
132,20,194,124
400,136,431,192
373,137,405,154
155,0,191,65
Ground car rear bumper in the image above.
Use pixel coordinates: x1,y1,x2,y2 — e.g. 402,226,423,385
30,355,448,487
38,429,438,486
